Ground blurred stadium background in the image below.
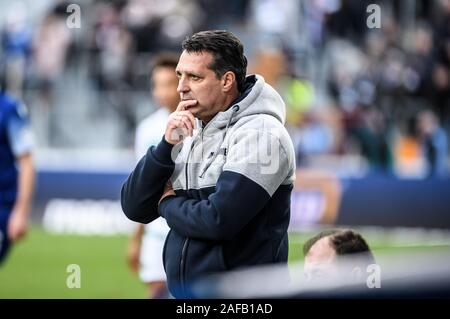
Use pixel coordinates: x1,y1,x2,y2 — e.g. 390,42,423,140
1,0,450,298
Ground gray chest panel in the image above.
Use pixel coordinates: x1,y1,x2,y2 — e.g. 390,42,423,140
171,133,228,190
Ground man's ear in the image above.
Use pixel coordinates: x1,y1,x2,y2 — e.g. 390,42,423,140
222,71,236,92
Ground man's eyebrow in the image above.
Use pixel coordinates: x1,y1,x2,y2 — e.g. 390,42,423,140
176,69,202,77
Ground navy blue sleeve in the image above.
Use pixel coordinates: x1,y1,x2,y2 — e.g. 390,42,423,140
158,171,271,240
121,136,175,223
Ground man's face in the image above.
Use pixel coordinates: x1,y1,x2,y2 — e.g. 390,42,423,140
152,66,180,112
304,236,339,282
176,50,227,123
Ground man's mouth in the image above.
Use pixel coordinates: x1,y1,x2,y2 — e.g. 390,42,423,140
182,99,197,109
181,95,194,100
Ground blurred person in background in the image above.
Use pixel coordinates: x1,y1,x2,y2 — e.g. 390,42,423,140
0,89,35,264
33,10,71,94
294,109,338,168
393,117,424,177
416,109,448,177
250,47,315,130
249,47,335,166
0,2,32,99
32,7,72,147
303,228,376,283
430,0,450,128
352,107,393,174
89,2,136,147
126,53,179,299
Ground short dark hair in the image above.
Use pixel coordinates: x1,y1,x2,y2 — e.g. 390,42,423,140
181,30,248,92
303,229,375,264
151,52,179,73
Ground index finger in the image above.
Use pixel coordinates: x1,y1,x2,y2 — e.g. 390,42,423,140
176,99,197,111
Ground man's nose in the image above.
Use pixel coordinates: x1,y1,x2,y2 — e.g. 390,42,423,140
177,77,189,93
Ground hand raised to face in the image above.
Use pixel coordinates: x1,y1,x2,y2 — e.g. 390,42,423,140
164,100,197,145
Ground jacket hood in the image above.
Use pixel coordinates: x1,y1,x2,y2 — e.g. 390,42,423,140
206,74,286,131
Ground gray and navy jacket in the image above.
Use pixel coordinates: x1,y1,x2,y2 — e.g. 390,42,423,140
121,75,296,298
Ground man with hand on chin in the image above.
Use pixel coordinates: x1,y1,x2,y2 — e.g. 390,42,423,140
121,30,296,298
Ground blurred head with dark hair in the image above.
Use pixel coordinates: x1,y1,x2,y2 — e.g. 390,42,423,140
303,229,376,283
151,52,180,113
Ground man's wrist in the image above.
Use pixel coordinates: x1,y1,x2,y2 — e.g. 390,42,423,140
11,204,30,217
158,194,177,217
164,135,177,146
158,194,176,207
152,135,175,164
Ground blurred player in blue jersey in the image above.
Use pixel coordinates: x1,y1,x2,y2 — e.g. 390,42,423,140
0,90,35,264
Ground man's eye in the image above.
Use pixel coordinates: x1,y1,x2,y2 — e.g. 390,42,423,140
191,76,200,81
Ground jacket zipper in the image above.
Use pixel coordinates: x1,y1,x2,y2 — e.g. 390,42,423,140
179,238,189,295
185,141,195,190
180,137,196,295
